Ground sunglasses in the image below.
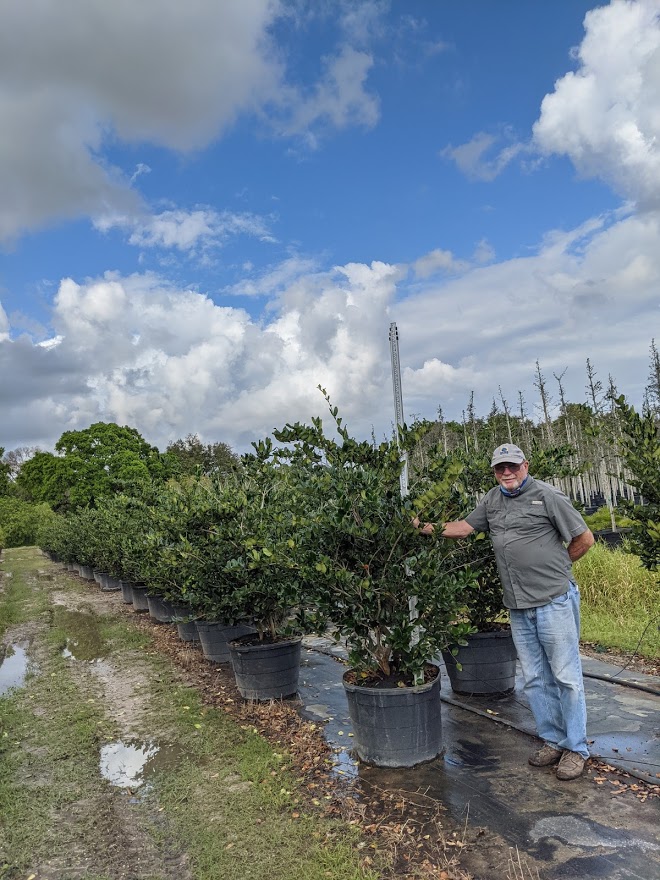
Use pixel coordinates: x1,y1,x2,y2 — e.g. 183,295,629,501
493,462,524,474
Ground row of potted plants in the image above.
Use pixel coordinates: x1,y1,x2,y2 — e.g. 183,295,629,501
39,400,523,767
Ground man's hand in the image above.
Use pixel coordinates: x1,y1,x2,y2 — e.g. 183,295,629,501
413,517,474,539
412,516,435,536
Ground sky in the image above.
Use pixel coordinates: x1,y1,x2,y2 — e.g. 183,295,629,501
1,0,659,454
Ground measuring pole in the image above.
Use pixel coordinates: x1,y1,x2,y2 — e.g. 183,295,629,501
389,323,421,681
389,323,409,497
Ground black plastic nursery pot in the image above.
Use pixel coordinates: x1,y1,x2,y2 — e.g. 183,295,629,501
229,636,302,701
119,580,134,604
146,594,177,623
343,666,442,768
442,629,517,696
593,528,631,548
131,584,150,612
169,604,199,642
196,621,256,663
79,565,95,581
101,574,121,592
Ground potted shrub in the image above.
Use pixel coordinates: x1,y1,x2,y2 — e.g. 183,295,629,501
62,510,97,581
129,479,218,627
81,505,124,592
223,440,317,700
147,474,256,657
440,535,518,695
99,493,163,606
274,393,476,767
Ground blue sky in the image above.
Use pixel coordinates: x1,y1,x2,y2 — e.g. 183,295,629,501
1,0,659,452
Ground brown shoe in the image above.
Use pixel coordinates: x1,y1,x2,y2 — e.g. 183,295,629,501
528,743,563,767
556,750,587,780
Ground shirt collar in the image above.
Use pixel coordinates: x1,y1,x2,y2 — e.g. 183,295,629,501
500,475,530,497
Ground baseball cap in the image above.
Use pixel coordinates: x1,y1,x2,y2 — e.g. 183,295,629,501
491,444,526,467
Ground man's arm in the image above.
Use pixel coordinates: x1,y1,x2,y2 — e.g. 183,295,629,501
413,518,475,539
567,528,595,562
443,520,475,538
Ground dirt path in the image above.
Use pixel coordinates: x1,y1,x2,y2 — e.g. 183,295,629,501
0,551,194,880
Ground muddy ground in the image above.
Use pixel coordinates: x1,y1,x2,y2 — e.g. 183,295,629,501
2,549,659,880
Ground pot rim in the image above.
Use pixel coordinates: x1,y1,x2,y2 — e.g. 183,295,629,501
229,634,303,652
342,664,440,695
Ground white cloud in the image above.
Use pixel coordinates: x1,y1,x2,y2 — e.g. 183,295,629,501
0,0,383,244
0,303,9,342
395,209,660,421
0,0,282,243
1,210,658,451
441,131,527,181
412,248,468,279
227,255,320,297
411,243,495,280
444,1,660,197
277,46,380,143
0,262,400,449
338,1,387,47
473,239,495,265
533,0,660,208
130,164,152,184
95,208,276,253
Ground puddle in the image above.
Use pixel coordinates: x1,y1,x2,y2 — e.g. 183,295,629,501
53,607,108,661
0,642,30,695
331,745,360,779
100,740,184,788
530,815,660,853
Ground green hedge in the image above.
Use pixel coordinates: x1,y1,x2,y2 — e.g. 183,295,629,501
0,498,56,548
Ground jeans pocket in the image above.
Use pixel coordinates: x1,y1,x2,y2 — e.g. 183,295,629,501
551,590,570,606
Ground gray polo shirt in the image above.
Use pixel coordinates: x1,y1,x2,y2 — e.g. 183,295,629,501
465,476,589,610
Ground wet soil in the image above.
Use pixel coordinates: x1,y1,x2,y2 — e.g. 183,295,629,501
343,662,439,689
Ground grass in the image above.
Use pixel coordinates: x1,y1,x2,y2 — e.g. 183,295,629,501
582,506,633,532
0,669,106,868
0,546,50,639
574,542,660,658
0,547,382,880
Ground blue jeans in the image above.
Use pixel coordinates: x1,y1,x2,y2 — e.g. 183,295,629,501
509,582,589,759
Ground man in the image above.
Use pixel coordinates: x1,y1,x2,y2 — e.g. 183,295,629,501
416,443,594,781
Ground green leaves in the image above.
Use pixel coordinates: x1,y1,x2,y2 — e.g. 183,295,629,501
17,423,174,513
270,396,480,679
614,396,660,570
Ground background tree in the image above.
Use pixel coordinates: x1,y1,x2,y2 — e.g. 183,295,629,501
16,423,172,511
14,451,61,505
166,433,238,476
1,446,40,482
534,360,555,443
614,396,660,571
0,497,56,547
0,448,11,496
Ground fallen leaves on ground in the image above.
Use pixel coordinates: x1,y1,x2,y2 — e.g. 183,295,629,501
125,612,473,879
588,759,659,802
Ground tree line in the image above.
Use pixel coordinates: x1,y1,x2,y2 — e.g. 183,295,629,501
1,343,659,561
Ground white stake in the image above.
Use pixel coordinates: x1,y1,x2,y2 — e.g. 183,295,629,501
389,323,421,682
